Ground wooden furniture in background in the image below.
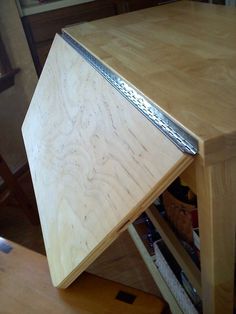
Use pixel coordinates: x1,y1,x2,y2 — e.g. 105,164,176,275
0,237,167,314
112,0,170,14
0,154,39,225
0,32,38,225
20,0,176,75
21,0,117,75
0,35,19,92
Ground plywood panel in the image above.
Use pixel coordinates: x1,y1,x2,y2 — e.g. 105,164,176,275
22,35,192,288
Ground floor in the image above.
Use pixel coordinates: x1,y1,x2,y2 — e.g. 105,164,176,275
0,169,161,296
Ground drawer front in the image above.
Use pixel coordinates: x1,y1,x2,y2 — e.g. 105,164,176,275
36,40,52,67
24,0,116,43
22,35,194,289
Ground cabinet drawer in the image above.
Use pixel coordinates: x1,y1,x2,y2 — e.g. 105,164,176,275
23,0,116,44
112,0,176,13
36,40,52,67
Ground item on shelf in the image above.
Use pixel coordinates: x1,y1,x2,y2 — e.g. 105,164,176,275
193,228,200,251
153,185,201,268
180,240,200,269
134,213,161,253
154,241,198,314
180,271,202,311
154,197,166,215
162,179,198,244
168,178,197,206
153,198,201,268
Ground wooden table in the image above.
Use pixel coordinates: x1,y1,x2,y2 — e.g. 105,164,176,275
22,1,236,313
0,237,167,314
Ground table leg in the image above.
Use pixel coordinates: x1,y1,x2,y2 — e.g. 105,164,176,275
0,154,39,225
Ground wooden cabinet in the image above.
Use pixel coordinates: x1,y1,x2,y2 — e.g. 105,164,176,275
22,1,236,313
122,0,172,12
21,0,176,75
22,1,118,75
113,0,158,13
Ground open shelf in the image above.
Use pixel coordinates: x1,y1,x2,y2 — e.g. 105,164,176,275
128,224,183,314
128,222,201,314
146,205,201,297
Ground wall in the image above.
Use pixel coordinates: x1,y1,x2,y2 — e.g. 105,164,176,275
0,0,37,172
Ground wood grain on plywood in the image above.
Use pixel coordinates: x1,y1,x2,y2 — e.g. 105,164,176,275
22,34,192,288
64,1,236,163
